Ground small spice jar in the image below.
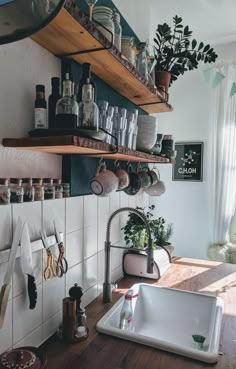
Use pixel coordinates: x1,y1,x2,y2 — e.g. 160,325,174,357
0,179,10,205
33,178,44,201
121,36,136,65
53,179,63,199
43,178,55,200
62,183,70,198
9,178,24,204
112,9,122,51
22,178,35,202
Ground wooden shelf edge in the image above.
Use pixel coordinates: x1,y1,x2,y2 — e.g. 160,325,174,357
2,136,174,164
31,1,173,114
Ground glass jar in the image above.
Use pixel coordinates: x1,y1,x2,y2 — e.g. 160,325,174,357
10,178,24,204
136,42,148,79
53,179,63,199
112,9,122,51
62,183,70,198
121,36,136,66
0,179,10,205
22,178,35,202
33,178,44,201
93,6,114,43
43,178,55,200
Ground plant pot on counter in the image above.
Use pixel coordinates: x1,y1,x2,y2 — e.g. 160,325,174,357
155,70,171,101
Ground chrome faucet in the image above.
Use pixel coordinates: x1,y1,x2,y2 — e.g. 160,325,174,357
103,207,154,303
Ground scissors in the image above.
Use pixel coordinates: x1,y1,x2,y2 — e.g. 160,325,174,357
54,221,68,277
41,228,57,281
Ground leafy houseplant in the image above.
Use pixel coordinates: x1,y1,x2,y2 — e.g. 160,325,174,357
153,15,218,90
121,205,173,250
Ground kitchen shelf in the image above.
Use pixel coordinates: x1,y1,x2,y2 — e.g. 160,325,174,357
31,0,173,114
2,136,173,164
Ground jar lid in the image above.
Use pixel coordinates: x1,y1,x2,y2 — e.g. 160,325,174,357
22,178,33,184
43,178,53,184
62,183,70,189
10,178,22,185
32,178,43,185
53,179,62,185
0,178,8,185
0,347,47,369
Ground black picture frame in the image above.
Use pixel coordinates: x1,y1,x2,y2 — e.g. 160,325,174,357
173,142,203,182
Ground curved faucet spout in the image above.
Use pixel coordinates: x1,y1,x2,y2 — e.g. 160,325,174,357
103,207,154,303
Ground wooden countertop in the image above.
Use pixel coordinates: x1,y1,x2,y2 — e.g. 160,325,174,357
41,257,236,369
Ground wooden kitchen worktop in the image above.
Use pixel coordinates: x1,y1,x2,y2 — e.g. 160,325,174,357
41,258,236,369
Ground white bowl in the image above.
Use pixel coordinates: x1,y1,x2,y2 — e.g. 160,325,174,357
138,115,157,124
136,132,157,151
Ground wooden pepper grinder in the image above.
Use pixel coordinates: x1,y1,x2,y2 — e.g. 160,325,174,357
69,284,88,339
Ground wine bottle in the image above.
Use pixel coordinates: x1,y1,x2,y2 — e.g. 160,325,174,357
34,85,47,129
78,78,99,131
77,63,96,103
48,77,61,129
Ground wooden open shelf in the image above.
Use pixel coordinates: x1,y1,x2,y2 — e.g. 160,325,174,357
31,0,173,114
2,136,173,163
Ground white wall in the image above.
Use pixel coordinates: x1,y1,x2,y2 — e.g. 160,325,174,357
150,42,236,260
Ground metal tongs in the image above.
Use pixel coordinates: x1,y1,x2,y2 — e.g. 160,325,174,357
54,221,68,278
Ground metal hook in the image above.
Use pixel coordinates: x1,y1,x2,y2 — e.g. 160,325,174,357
99,157,104,165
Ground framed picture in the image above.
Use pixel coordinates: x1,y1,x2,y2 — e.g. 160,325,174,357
173,142,203,182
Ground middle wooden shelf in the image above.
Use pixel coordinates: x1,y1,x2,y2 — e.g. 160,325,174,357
2,135,174,164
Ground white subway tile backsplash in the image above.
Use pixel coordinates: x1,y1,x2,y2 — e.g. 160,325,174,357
13,284,43,345
0,205,12,250
0,299,12,353
42,198,65,235
84,195,97,228
66,262,83,292
84,254,97,291
66,229,83,268
43,277,65,322
12,202,41,241
66,196,83,233
84,225,97,260
0,191,146,354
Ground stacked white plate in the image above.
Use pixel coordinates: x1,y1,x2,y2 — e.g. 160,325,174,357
136,115,158,151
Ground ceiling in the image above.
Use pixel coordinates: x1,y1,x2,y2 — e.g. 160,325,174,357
149,0,236,46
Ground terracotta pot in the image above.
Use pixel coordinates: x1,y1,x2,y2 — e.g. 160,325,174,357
155,70,171,100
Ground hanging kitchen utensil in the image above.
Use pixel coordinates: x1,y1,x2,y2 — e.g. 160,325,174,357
0,346,47,369
20,222,37,310
0,217,23,328
54,221,68,277
0,0,65,45
41,228,58,281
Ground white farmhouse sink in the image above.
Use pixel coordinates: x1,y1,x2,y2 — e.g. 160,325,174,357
96,283,224,363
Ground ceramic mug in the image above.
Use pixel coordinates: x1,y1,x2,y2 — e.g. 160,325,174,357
137,166,152,189
124,165,141,196
147,167,160,186
90,161,118,196
145,180,166,196
114,162,130,190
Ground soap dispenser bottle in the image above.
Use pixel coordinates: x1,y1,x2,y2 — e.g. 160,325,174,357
119,290,138,331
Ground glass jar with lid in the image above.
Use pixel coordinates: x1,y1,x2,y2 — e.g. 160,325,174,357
9,178,24,204
22,178,35,202
136,42,148,79
43,178,55,200
33,178,44,201
121,36,136,66
62,183,70,198
53,179,63,199
112,9,122,51
93,6,114,44
0,179,10,205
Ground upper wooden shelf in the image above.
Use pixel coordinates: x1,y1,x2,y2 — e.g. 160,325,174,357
31,0,173,114
2,136,173,164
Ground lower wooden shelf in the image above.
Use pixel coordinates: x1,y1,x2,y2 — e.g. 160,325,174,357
2,135,174,164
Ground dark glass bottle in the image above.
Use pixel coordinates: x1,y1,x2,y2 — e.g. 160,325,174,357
77,63,96,103
34,85,47,129
48,77,61,129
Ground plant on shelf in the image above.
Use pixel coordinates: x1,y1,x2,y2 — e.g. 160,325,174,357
153,15,218,93
121,205,173,249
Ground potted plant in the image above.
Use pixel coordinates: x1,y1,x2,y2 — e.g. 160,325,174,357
121,205,173,252
153,15,218,96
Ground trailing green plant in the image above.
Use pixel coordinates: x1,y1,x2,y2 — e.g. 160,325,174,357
154,15,218,85
121,205,173,249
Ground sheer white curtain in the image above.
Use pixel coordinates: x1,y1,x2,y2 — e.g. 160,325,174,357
211,64,236,245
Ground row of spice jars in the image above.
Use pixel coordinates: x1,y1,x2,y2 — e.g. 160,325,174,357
0,178,70,205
